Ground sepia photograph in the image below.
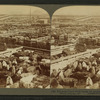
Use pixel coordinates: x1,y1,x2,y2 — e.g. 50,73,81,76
0,5,50,88
50,6,100,89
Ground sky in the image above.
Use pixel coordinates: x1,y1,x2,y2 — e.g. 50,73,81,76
53,6,100,16
0,5,49,15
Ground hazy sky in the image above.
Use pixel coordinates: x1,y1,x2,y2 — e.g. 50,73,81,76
53,6,100,16
0,5,48,15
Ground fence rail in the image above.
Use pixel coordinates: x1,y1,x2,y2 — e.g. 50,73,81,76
0,46,23,57
0,45,50,57
51,48,100,65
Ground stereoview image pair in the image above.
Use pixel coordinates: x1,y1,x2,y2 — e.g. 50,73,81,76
0,5,100,89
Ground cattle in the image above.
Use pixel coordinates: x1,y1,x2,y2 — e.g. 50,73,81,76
89,66,96,75
54,69,77,88
58,76,77,88
24,50,31,54
63,69,72,77
76,62,82,71
92,60,97,66
86,82,100,89
19,56,29,61
12,65,16,75
51,69,58,78
70,71,89,82
17,67,23,76
0,62,2,70
50,50,100,89
12,59,17,65
50,78,63,88
0,47,50,88
8,61,12,68
40,62,50,76
58,69,65,82
86,76,93,86
37,85,43,88
96,58,100,64
6,82,19,88
72,60,78,70
82,61,88,71
97,70,100,75
41,59,50,64
20,74,37,88
26,66,36,73
6,64,10,70
2,60,7,68
21,73,33,78
45,85,50,89
6,76,13,85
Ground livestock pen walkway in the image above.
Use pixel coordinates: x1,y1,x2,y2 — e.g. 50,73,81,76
0,46,23,57
51,44,75,56
51,47,100,72
23,46,50,52
0,45,50,58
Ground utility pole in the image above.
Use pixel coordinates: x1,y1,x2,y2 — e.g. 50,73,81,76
30,7,31,25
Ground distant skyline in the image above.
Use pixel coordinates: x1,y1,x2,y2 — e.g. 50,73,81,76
53,6,100,16
0,5,49,16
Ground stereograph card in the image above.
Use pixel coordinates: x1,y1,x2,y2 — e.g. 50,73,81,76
0,5,99,95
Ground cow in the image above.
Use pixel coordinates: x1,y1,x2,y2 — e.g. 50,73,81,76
12,65,16,75
86,76,93,86
6,76,13,86
20,74,37,88
86,82,100,89
0,62,2,70
50,78,63,89
2,60,7,68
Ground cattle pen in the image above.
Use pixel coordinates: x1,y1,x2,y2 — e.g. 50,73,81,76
51,47,100,72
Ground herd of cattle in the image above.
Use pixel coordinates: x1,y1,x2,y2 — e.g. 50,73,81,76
50,51,100,89
1,45,100,89
0,48,50,88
